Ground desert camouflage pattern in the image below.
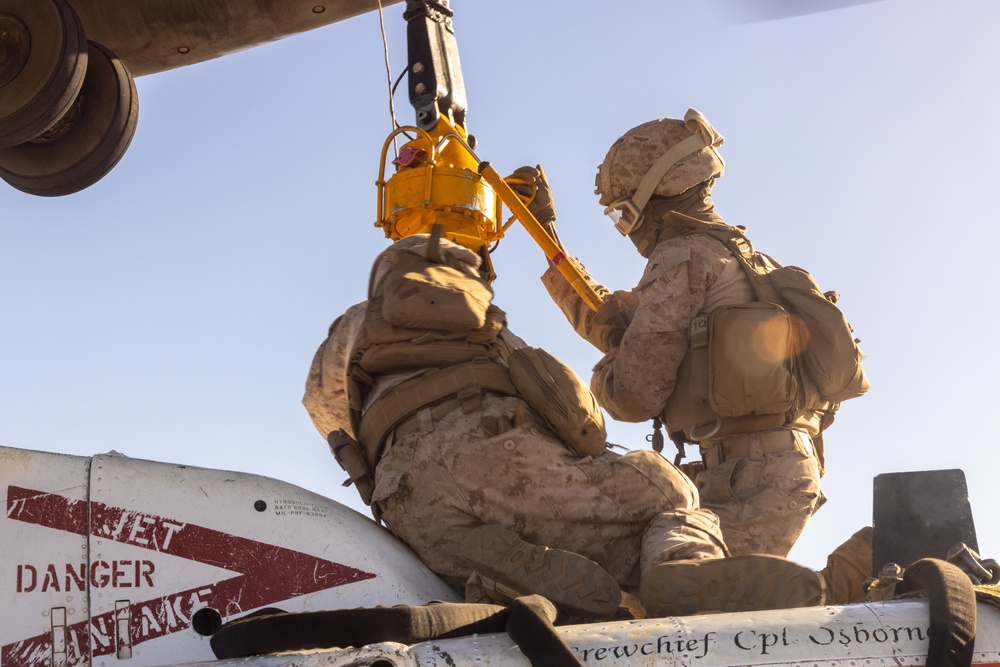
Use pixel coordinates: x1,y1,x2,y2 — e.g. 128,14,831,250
543,234,754,423
696,429,823,556
303,299,726,595
542,231,824,557
595,110,725,206
303,234,491,438
374,395,725,592
303,302,368,440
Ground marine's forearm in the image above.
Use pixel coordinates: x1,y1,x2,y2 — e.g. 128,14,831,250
541,261,613,350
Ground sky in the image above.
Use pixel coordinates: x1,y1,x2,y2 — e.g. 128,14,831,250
2,0,999,576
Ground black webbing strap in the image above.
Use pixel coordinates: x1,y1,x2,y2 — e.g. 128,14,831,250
506,596,584,667
896,558,977,667
210,596,582,667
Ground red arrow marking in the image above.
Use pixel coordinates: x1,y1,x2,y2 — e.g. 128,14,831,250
4,485,377,667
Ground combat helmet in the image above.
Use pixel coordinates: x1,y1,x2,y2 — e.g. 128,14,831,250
595,108,725,236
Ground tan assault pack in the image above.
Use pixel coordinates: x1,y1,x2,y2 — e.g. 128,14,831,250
691,226,869,423
341,232,609,509
379,253,493,332
348,233,507,464
356,232,505,373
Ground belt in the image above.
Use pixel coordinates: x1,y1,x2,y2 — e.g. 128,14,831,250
357,360,518,467
700,430,808,470
390,397,463,443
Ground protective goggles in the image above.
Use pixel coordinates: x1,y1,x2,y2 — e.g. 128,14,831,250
603,198,645,236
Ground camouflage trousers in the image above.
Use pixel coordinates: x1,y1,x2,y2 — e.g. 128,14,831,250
695,429,823,557
372,395,726,593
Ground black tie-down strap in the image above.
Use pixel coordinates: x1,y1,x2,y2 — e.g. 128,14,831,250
210,595,583,667
895,558,977,667
505,596,585,667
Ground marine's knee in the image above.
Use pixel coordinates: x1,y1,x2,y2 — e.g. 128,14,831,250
618,450,699,507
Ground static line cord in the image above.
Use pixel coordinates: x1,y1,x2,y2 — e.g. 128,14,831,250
375,0,400,153
390,68,415,141
389,67,410,106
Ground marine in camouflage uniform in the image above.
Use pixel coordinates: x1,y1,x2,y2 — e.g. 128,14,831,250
541,233,823,557
514,109,871,603
304,234,826,618
304,235,725,617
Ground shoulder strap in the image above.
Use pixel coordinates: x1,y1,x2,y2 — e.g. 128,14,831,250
700,227,783,304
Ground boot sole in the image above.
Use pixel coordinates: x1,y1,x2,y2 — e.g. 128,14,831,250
642,554,826,617
461,524,622,619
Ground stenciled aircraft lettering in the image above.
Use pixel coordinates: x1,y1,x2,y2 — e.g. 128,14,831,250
3,485,376,667
16,560,156,592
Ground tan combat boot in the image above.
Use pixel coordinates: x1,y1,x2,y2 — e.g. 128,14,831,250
461,524,622,620
819,526,873,604
640,554,826,617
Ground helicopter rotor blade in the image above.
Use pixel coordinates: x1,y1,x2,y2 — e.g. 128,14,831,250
722,0,886,23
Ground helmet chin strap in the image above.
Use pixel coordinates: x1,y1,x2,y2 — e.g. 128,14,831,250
624,108,725,234
608,130,712,237
625,204,661,258
629,132,710,225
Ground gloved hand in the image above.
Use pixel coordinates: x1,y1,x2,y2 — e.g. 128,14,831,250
590,297,630,352
506,164,557,224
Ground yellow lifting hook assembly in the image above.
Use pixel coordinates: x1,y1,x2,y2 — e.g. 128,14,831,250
375,115,604,312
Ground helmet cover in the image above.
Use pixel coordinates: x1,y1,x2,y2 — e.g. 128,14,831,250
595,108,725,206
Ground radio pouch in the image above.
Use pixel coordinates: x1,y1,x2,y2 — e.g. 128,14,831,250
706,302,798,418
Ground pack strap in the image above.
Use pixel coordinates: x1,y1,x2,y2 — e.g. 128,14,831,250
391,397,463,444
701,226,785,304
358,361,518,467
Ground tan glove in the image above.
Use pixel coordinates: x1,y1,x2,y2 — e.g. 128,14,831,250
506,164,557,224
590,297,630,352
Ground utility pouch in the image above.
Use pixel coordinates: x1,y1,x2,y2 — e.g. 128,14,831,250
707,302,797,418
328,428,375,506
507,347,607,457
381,264,493,332
358,306,507,373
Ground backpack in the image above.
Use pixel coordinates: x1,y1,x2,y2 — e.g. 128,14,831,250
354,232,505,373
706,227,869,407
350,232,608,468
370,235,493,333
345,233,511,480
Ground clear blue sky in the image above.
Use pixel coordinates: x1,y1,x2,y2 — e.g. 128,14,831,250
2,0,998,572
